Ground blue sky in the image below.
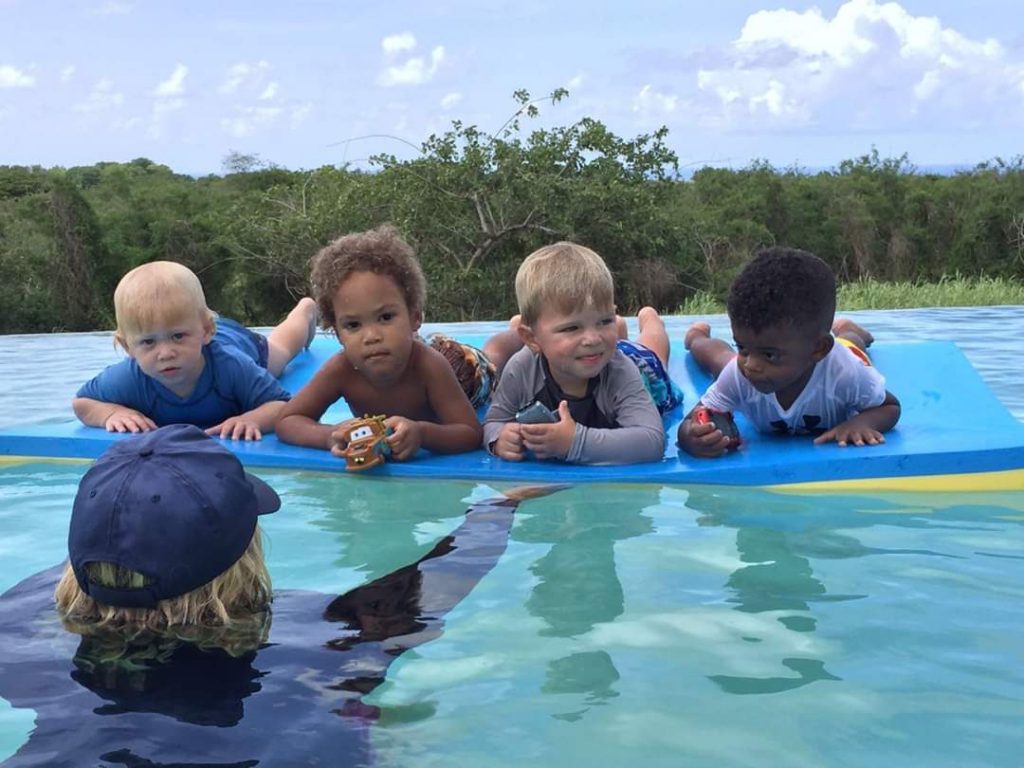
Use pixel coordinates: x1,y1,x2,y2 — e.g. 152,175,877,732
2,0,1022,175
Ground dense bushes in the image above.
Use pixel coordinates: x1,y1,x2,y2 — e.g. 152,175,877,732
1,94,1023,333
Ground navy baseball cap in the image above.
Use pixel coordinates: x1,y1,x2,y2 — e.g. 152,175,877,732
69,424,280,609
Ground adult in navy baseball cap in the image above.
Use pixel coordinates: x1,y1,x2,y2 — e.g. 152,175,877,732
59,424,279,617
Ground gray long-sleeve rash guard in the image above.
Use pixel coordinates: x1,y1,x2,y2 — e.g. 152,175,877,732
482,347,665,464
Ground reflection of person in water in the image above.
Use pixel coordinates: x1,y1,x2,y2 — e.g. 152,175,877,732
307,472,482,583
514,486,655,717
685,487,867,694
0,425,554,767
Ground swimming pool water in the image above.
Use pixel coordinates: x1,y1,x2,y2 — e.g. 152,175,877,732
0,309,1022,766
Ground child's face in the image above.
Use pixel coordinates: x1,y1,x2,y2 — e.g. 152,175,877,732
519,302,619,397
731,321,831,406
122,310,214,398
332,271,421,384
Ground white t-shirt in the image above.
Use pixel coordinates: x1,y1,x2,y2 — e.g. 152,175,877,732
699,342,887,435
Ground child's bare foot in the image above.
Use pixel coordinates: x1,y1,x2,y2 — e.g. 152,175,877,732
832,318,874,349
636,306,659,333
302,298,319,349
635,306,670,363
685,322,711,350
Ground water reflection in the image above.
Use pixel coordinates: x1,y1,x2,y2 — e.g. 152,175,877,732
514,486,656,717
294,472,480,580
683,487,1024,696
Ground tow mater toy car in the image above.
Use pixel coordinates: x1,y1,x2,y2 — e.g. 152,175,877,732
338,415,392,471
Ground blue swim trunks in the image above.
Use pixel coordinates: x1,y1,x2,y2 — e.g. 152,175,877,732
617,339,683,415
216,316,270,369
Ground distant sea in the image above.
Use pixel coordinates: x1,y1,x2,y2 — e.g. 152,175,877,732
676,162,976,180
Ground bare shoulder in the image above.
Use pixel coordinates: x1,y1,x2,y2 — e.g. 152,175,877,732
408,341,450,377
301,351,354,394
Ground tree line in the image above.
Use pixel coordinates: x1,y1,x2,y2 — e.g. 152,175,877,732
2,90,1023,334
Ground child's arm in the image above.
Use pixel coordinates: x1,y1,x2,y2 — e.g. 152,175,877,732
275,355,349,450
73,362,157,432
813,391,901,446
481,348,534,461
72,397,157,433
384,348,482,459
206,401,288,441
209,351,294,441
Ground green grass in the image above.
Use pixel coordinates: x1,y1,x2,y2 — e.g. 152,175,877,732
676,276,1024,314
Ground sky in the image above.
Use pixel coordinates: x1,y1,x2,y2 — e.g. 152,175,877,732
2,0,1023,175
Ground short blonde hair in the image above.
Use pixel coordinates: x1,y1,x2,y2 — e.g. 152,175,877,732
515,242,615,326
113,261,216,347
55,528,271,657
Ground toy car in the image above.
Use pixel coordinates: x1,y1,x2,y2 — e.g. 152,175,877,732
338,415,392,471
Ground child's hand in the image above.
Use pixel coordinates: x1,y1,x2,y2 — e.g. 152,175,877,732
814,417,886,447
206,417,263,441
104,407,157,434
493,422,525,461
327,418,358,455
520,401,576,460
384,416,422,461
678,418,732,458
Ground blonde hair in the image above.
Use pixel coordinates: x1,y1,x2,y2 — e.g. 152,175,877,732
515,242,615,326
113,261,217,348
55,527,271,657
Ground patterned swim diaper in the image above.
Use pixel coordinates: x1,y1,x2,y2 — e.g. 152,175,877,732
427,334,497,409
616,339,683,415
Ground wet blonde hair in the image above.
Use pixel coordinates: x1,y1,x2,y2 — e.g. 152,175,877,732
55,527,271,657
112,261,217,350
515,242,615,326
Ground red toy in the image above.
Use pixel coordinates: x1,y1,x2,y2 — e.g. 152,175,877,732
692,406,742,450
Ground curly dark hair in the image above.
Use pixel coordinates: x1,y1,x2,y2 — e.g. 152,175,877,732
309,225,427,330
727,246,836,333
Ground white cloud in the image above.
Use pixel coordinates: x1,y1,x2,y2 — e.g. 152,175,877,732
147,65,188,138
59,65,76,83
382,32,417,55
221,105,284,138
0,65,35,88
219,60,271,95
73,78,123,113
379,45,445,87
633,84,678,115
94,1,132,14
567,73,584,91
259,82,279,100
693,0,1020,130
154,64,188,96
440,91,462,110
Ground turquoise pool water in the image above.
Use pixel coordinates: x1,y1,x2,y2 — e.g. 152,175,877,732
1,309,1022,766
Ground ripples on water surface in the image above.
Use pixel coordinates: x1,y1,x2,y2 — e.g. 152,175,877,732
0,308,1022,767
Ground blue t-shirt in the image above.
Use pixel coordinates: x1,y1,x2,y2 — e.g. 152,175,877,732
76,323,290,429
